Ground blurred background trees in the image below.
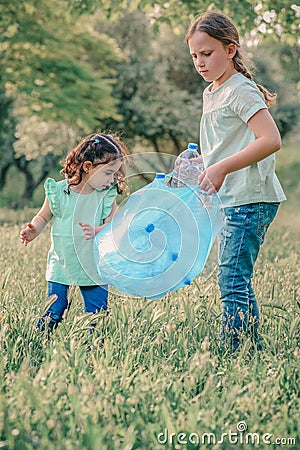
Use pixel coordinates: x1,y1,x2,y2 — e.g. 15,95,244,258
0,0,299,207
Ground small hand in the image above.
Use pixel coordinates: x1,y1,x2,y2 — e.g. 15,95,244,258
20,223,38,246
198,163,226,194
78,222,96,240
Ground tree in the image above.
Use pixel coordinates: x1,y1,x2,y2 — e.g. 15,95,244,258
0,89,16,190
12,118,78,207
71,0,300,43
1,1,299,205
99,11,202,160
0,1,119,128
0,0,121,206
253,41,300,139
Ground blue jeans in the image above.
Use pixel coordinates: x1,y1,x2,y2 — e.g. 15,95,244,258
218,202,279,351
37,282,108,330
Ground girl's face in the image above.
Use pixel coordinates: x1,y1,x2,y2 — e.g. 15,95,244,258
188,31,237,89
83,159,123,192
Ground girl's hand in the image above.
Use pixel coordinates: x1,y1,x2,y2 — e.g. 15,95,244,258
198,162,227,194
20,223,38,246
78,222,96,240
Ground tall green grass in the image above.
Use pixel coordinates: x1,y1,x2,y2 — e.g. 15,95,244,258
0,138,299,449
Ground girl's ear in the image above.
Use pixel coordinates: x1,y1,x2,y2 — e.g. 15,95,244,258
227,43,237,59
82,161,93,173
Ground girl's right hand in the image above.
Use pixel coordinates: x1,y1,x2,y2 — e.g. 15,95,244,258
20,223,38,246
198,161,227,194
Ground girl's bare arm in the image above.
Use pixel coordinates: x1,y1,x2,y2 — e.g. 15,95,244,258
20,198,53,245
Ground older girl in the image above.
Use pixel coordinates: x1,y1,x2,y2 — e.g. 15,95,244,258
186,11,286,351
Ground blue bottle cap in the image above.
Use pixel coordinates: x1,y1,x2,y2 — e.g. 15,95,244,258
171,252,178,261
155,173,166,179
188,143,198,150
145,223,155,233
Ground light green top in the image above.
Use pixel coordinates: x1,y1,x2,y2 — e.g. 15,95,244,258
45,178,117,286
200,73,286,208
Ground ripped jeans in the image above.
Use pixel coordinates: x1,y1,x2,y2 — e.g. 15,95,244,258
218,202,279,351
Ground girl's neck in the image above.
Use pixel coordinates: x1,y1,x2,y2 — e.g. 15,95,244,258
69,181,94,195
211,68,238,92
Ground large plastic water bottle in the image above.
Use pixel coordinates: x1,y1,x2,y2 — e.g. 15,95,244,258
171,143,204,187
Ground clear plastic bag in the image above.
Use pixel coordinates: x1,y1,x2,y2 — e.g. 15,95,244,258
94,174,223,299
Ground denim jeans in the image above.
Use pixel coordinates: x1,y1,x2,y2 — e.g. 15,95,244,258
218,202,279,351
37,281,108,330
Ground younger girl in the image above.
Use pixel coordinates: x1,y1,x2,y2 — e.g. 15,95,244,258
20,133,127,331
186,11,286,351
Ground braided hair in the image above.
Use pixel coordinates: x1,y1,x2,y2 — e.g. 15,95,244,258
62,133,127,194
186,11,277,107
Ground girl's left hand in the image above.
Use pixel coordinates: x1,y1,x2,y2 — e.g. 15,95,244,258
78,222,96,240
198,163,226,194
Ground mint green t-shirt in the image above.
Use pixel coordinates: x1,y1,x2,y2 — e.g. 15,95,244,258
200,73,286,208
44,178,117,286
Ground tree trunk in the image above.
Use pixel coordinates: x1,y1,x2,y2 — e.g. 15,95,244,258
169,132,182,154
10,157,35,209
10,154,57,209
0,161,13,190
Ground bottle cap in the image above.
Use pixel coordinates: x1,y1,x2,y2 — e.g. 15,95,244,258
145,223,155,233
188,143,198,150
155,173,166,179
171,252,178,261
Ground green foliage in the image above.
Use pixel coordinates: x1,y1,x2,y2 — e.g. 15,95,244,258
0,1,299,206
100,11,202,154
253,42,300,139
0,88,16,187
0,0,120,131
272,104,300,139
0,0,123,205
76,0,300,43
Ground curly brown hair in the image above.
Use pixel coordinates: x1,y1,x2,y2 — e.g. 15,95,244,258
62,133,128,194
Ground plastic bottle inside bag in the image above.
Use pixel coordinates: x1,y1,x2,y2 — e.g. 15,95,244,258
171,143,204,187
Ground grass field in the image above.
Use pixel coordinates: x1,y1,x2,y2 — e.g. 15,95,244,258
0,138,299,449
